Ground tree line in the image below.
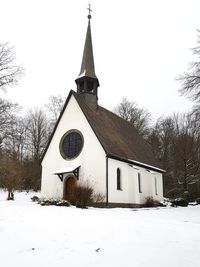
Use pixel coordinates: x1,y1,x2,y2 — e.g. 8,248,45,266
0,95,65,198
0,42,66,198
115,99,200,199
115,30,200,200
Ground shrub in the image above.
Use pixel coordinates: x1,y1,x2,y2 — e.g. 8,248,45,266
31,195,40,202
38,199,70,207
92,192,105,203
170,198,188,207
55,200,70,207
74,181,94,208
196,198,200,205
143,197,160,208
39,199,58,206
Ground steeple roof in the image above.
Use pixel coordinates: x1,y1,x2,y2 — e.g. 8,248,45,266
78,18,97,79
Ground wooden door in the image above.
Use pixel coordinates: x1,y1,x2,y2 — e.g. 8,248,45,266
63,176,77,203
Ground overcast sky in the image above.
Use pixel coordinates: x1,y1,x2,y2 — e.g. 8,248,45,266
1,0,199,120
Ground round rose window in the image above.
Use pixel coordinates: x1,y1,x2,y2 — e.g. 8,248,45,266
60,130,84,159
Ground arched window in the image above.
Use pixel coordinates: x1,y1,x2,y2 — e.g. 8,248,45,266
138,173,142,193
117,168,122,190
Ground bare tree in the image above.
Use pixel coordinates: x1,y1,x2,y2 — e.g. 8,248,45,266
0,43,24,91
25,107,49,161
0,101,52,193
178,30,200,102
172,113,200,193
191,104,200,127
4,117,28,163
0,98,19,149
148,116,177,195
15,108,50,191
45,94,65,123
114,97,152,138
148,112,200,198
0,153,21,199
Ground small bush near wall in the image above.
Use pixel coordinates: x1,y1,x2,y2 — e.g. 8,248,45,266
92,193,105,203
143,197,160,208
74,181,105,209
74,181,93,208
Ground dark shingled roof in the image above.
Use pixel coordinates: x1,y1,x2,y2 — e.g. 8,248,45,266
72,91,161,169
42,90,163,171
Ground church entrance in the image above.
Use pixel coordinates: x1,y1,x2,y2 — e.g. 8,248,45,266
63,176,77,203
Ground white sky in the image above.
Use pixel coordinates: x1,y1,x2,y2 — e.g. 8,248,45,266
0,0,199,120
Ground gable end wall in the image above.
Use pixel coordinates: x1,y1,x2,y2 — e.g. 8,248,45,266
41,95,106,199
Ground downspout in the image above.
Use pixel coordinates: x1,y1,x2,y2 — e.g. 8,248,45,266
106,154,109,206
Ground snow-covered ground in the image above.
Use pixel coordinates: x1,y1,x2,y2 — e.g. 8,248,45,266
1,191,200,267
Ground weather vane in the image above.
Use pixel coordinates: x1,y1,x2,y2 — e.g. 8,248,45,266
87,3,92,20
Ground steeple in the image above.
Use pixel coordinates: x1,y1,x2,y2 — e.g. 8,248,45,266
75,5,100,108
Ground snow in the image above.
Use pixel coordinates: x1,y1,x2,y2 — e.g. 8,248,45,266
54,165,80,174
128,158,165,173
78,70,86,78
1,191,200,267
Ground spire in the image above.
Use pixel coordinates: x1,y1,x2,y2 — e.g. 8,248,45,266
78,19,97,79
75,4,100,108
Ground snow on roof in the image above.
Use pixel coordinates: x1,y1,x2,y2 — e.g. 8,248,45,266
54,165,80,175
128,159,165,173
77,69,86,78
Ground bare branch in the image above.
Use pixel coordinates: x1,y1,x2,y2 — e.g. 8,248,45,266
113,97,152,138
0,43,24,91
178,30,200,103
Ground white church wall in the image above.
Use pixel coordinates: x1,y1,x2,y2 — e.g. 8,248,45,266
108,158,163,205
108,159,130,204
151,172,164,202
41,95,106,199
130,167,164,204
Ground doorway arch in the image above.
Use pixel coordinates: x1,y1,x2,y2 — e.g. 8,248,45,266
63,176,77,203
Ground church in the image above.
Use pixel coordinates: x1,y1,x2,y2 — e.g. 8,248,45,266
41,10,164,207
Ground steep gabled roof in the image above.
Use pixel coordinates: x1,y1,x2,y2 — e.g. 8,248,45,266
72,91,161,169
42,90,162,172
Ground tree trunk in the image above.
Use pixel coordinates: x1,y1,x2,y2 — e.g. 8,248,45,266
7,191,14,200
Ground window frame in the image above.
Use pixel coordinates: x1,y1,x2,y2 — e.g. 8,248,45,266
59,129,84,160
117,168,122,190
154,176,158,195
138,172,142,193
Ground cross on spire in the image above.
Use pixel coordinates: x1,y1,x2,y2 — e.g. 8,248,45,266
87,3,92,19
